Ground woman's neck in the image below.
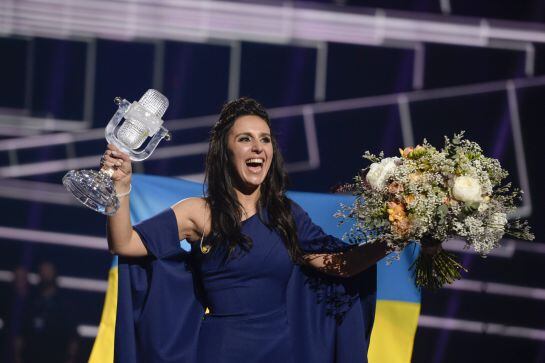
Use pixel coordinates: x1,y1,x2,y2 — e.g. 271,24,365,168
234,186,261,218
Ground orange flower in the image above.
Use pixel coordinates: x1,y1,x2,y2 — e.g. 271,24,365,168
387,201,404,218
388,182,404,194
408,172,422,182
404,194,415,204
387,201,411,237
400,145,426,159
399,147,414,158
394,218,411,236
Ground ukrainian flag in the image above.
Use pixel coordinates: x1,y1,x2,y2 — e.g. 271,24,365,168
89,174,420,362
368,247,421,362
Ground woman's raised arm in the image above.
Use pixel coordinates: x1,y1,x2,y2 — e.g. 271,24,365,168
105,143,208,256
104,144,148,257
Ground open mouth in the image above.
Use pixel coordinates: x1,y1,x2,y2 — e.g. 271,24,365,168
245,158,264,173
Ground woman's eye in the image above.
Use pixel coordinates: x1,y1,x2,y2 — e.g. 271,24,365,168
261,137,271,143
238,136,250,142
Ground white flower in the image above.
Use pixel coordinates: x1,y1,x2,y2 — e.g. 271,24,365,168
452,176,482,203
477,202,489,212
366,157,399,190
488,212,507,230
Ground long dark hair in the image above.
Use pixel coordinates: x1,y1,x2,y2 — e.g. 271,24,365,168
204,97,302,263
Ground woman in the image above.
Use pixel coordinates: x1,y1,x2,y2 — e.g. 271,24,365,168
104,97,389,362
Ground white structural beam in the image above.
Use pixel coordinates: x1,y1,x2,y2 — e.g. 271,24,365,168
446,279,545,301
3,75,545,154
2,0,545,48
0,226,107,250
0,76,539,217
0,179,79,205
419,315,545,341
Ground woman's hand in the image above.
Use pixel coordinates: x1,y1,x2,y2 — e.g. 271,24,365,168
304,240,389,278
420,235,442,256
101,144,132,190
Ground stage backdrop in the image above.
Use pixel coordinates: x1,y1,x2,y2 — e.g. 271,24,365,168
89,174,421,363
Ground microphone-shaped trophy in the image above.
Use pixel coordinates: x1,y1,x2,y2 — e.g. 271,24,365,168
63,89,170,215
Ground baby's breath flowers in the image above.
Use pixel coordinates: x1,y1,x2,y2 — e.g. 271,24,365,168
336,132,534,289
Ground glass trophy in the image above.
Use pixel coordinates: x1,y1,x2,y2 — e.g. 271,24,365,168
63,89,170,215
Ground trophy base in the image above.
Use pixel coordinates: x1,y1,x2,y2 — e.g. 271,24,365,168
63,169,120,216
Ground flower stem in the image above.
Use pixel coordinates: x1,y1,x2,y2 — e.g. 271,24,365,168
410,249,467,289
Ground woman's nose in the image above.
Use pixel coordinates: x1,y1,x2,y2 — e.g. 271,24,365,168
251,140,263,153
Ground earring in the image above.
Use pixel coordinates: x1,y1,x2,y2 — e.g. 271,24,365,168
200,237,211,254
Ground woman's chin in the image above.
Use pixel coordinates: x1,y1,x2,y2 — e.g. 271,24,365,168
244,180,263,189
237,177,264,192
232,168,270,193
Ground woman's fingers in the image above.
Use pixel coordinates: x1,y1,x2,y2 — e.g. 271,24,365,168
113,150,131,162
102,153,121,164
106,144,131,162
103,154,123,165
101,145,132,182
102,157,123,169
107,143,120,152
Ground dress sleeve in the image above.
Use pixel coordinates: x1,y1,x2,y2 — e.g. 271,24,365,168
290,200,352,253
116,207,204,362
288,200,375,362
132,208,182,259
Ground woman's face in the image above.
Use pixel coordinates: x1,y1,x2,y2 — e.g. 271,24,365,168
227,115,273,192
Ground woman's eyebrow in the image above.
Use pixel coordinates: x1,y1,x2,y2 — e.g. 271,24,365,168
234,132,271,137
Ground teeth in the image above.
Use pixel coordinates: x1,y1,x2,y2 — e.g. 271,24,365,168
246,158,264,164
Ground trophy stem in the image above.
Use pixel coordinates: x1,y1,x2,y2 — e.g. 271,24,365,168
62,169,120,215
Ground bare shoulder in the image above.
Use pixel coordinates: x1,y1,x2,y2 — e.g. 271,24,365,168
171,197,211,242
172,196,207,210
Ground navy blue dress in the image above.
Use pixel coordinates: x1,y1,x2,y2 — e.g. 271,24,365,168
195,213,294,362
115,202,375,363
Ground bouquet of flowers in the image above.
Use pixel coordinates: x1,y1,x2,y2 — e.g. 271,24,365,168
336,132,534,289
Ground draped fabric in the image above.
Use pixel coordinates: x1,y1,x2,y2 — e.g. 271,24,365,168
89,174,420,363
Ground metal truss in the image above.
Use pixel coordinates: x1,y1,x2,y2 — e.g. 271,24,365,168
0,74,536,219
3,0,545,47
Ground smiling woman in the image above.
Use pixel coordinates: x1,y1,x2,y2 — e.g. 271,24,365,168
229,115,272,189
104,97,389,363
199,98,304,262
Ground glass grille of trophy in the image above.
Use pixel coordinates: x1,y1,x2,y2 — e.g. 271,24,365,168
62,89,170,215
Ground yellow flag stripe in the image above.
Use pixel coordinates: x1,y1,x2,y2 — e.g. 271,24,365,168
368,300,420,363
89,266,118,363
